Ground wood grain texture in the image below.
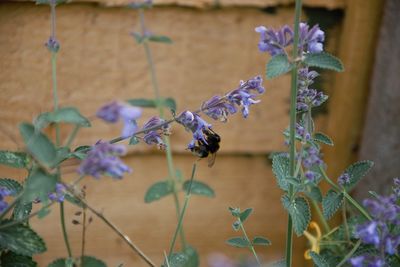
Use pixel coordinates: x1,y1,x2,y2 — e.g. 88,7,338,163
322,0,384,181
0,155,305,266
356,0,400,200
0,2,296,154
11,0,346,9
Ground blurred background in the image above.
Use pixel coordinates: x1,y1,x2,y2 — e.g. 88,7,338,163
0,0,398,266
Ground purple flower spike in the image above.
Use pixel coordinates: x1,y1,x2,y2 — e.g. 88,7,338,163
255,25,293,56
78,141,131,179
0,187,12,213
338,172,351,186
296,68,327,112
176,111,212,147
48,183,66,203
97,101,142,138
202,96,237,122
142,116,168,149
299,23,325,54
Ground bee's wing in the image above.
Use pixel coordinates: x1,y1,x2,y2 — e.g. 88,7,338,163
208,153,217,168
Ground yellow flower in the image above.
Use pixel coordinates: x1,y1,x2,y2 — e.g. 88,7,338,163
303,221,322,260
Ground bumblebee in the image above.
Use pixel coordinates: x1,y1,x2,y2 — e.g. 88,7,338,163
190,129,221,167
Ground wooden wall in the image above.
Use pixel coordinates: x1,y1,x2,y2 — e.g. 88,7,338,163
0,0,384,266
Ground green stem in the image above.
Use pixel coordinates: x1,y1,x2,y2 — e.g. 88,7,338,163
60,202,72,257
285,0,302,266
342,200,350,242
138,8,186,249
336,239,361,267
65,125,80,147
310,199,330,234
239,221,261,266
318,166,372,221
52,52,61,145
80,207,87,266
0,192,23,221
168,164,196,257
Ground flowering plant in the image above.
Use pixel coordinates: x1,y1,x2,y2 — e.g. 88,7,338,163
0,0,398,267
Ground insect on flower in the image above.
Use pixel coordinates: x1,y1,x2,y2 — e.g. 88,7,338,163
189,128,221,168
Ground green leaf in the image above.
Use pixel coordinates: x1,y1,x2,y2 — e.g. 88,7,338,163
148,35,173,44
35,107,90,130
282,195,311,236
144,181,173,203
184,245,199,267
127,98,157,107
0,151,29,169
226,237,250,248
70,145,90,160
167,252,189,267
48,256,107,267
322,189,344,220
252,236,271,246
129,136,139,145
266,54,292,79
0,223,46,256
22,167,57,203
37,206,51,219
163,97,177,113
182,180,214,198
19,123,57,167
64,194,86,208
304,186,323,203
272,154,290,191
343,160,374,191
309,251,329,267
1,251,37,267
313,132,334,146
239,208,253,223
131,32,145,44
304,52,344,72
0,178,23,195
12,201,33,221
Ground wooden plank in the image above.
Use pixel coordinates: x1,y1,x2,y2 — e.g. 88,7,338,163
322,0,384,182
10,0,345,9
356,0,400,200
0,3,297,154
0,155,305,266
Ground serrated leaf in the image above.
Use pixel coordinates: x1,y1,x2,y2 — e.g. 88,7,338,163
343,160,374,191
1,251,37,267
226,237,250,248
252,236,271,246
304,186,323,203
19,123,57,167
239,208,253,223
184,245,199,267
129,136,139,145
322,189,344,220
313,132,334,146
0,223,46,256
304,52,344,72
0,151,29,169
22,167,57,203
282,195,311,236
148,35,173,44
309,252,329,267
12,201,33,221
35,107,90,130
182,180,214,198
272,154,289,191
0,178,23,195
48,256,107,267
266,54,292,79
144,180,173,203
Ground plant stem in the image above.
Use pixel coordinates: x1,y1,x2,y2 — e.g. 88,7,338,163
336,239,361,267
80,206,87,266
60,202,72,257
168,164,196,257
310,199,330,234
285,0,302,266
138,8,187,249
65,186,156,267
0,192,23,221
342,200,350,242
239,221,261,266
65,125,80,147
318,166,372,221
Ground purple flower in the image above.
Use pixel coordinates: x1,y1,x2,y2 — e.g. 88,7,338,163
45,36,60,53
350,255,385,267
393,177,400,198
48,183,66,202
305,170,317,182
338,172,351,186
97,101,142,138
302,146,323,169
176,111,213,148
78,141,131,179
296,68,327,112
201,96,236,122
255,25,293,56
299,23,325,54
0,187,12,213
142,116,168,149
